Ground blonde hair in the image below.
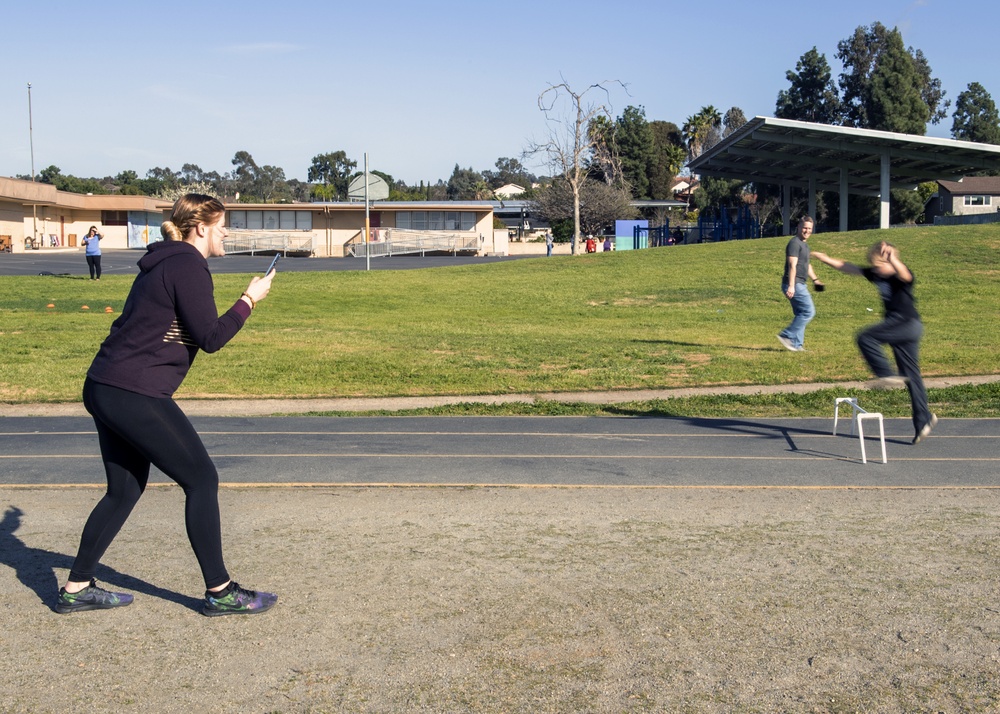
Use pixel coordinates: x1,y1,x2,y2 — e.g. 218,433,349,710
161,193,225,242
868,240,894,263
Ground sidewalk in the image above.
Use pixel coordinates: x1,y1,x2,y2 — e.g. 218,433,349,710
3,374,998,417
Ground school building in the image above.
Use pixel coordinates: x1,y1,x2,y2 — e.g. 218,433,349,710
0,176,494,257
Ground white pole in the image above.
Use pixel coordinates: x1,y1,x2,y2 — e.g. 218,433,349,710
364,152,370,272
28,83,37,248
880,149,891,230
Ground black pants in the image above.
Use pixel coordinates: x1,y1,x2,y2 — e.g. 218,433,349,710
69,379,230,588
86,255,102,279
856,316,932,434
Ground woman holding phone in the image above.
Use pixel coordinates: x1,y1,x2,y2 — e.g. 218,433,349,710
82,226,103,280
57,194,279,616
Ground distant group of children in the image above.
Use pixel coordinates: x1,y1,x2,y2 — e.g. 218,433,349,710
584,235,613,253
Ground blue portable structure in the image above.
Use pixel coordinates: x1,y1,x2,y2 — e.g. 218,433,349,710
615,220,647,251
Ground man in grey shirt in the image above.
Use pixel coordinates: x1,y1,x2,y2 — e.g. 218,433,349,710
777,216,824,351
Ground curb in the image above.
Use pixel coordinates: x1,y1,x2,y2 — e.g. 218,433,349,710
2,375,997,418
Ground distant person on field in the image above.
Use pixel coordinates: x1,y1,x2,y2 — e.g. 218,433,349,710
546,231,553,257
812,241,936,444
777,215,823,351
57,194,279,617
603,236,611,252
82,226,103,280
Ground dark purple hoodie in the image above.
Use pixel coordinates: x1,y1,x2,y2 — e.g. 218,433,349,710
87,240,252,398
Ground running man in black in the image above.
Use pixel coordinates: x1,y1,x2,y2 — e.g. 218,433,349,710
812,240,937,444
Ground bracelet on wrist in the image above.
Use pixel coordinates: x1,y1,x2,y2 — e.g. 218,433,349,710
241,292,256,309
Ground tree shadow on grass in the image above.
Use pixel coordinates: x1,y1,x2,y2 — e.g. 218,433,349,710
0,505,202,613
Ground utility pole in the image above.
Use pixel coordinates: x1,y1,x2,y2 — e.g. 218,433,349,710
364,153,370,272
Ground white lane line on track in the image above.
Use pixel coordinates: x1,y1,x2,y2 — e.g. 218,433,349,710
3,454,999,461
5,483,1000,490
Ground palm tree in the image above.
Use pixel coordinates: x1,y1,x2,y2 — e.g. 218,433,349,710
471,180,494,201
682,105,722,161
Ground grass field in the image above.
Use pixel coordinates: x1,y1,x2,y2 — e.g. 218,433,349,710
1,223,997,416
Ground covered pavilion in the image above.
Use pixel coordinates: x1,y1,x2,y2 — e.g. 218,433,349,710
688,117,1000,233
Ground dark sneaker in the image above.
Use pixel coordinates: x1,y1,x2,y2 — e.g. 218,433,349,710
56,579,133,614
202,582,277,617
913,413,938,445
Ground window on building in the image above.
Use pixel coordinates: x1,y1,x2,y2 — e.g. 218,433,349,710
395,211,476,230
227,210,312,230
101,210,128,226
964,195,991,206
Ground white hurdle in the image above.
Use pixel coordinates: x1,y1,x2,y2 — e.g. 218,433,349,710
833,397,887,464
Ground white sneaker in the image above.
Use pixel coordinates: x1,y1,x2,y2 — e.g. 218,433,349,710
912,414,938,444
868,376,909,390
776,334,798,352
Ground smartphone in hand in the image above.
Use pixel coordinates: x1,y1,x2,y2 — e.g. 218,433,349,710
265,254,281,275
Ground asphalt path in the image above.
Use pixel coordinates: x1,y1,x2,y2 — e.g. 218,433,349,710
2,415,997,488
0,248,532,277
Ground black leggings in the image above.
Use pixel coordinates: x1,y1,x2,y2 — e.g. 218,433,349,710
86,255,102,279
70,378,230,588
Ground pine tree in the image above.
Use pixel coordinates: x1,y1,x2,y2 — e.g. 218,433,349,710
867,29,929,134
952,82,1000,145
775,47,841,124
835,23,947,133
615,106,654,199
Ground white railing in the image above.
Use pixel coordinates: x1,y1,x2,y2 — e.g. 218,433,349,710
223,231,315,256
348,229,481,258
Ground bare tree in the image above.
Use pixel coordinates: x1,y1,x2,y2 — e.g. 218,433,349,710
526,79,627,254
533,178,636,236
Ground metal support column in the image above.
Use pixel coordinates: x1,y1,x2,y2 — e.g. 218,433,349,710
782,183,791,235
840,168,849,232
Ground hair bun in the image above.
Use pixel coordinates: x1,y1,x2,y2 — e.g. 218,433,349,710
161,220,183,241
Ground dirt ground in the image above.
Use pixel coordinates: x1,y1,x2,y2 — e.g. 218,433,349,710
2,484,999,713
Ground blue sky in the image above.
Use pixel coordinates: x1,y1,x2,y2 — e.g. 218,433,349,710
3,0,997,186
